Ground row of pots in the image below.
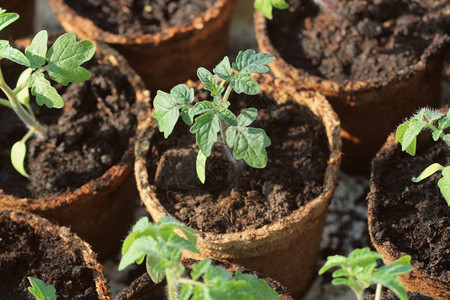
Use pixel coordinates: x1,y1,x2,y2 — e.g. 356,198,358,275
0,0,448,298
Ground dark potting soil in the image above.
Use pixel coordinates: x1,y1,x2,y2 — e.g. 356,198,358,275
147,91,330,234
365,290,437,300
0,60,137,198
65,0,215,36
370,135,450,282
267,0,448,84
0,211,97,299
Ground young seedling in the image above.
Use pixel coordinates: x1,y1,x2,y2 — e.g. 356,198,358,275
153,49,274,183
119,216,280,300
319,248,413,300
27,277,57,300
396,108,450,206
0,8,96,177
254,0,289,20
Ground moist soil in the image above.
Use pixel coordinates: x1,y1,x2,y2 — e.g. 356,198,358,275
0,211,97,299
369,135,450,283
267,0,448,84
147,91,330,234
0,59,137,198
65,0,215,36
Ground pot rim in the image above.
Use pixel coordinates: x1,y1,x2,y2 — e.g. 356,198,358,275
48,0,237,45
1,209,110,299
0,38,149,211
254,8,449,101
134,73,342,254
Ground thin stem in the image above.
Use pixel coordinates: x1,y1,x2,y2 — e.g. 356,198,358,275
350,287,364,300
165,268,179,300
0,97,12,108
221,85,233,104
374,283,382,300
0,66,44,138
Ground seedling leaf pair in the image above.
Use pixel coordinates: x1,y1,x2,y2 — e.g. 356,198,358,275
153,50,274,184
396,108,450,205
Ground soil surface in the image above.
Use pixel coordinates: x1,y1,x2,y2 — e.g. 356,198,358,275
0,211,97,299
147,91,330,234
267,0,448,84
369,134,450,282
65,0,215,36
0,59,136,198
365,290,436,300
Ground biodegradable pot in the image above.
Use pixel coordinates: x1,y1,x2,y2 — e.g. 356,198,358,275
365,290,437,300
116,259,294,300
0,38,150,260
254,1,449,173
0,0,36,39
0,209,110,299
48,0,237,92
134,74,342,298
368,132,449,299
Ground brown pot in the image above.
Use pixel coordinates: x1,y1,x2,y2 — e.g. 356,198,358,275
48,0,237,92
368,133,449,299
0,0,36,40
134,74,342,298
115,258,294,300
254,5,449,173
0,38,150,260
0,209,110,299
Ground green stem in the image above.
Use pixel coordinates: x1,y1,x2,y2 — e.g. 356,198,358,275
350,287,364,300
166,268,180,300
0,66,44,138
374,283,382,300
0,97,12,108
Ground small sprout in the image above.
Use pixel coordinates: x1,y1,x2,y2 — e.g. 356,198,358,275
254,0,289,20
119,217,280,300
27,277,57,300
319,248,413,300
396,108,450,206
0,8,96,177
153,49,274,183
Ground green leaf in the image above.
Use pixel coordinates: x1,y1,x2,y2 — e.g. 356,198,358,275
196,149,207,184
0,40,30,67
182,106,194,125
230,73,260,95
171,84,194,105
29,72,64,108
190,101,216,116
234,271,280,300
11,140,29,178
0,10,19,32
153,90,180,138
438,166,450,206
46,32,96,85
197,67,223,96
412,163,445,183
348,248,382,267
15,68,32,106
146,254,167,284
395,119,427,156
318,255,347,275
372,256,413,300
158,217,198,251
438,116,450,130
190,112,220,157
331,278,352,286
213,56,232,81
27,277,56,300
25,30,48,70
217,108,238,126
432,129,442,141
191,259,213,281
232,49,275,74
254,0,289,19
422,109,444,122
229,126,271,168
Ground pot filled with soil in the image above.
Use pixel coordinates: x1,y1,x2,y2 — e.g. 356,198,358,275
48,0,237,92
0,0,36,39
365,290,438,300
368,121,449,299
255,0,449,173
0,35,149,259
134,70,342,297
116,258,294,300
0,209,110,299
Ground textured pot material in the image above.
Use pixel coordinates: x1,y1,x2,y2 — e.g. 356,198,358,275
134,74,342,298
48,0,237,92
254,10,448,173
0,0,36,39
116,259,294,300
0,209,110,299
0,39,150,260
368,133,449,300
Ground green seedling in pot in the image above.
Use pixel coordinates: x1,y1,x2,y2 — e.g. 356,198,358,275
0,8,96,177
153,49,274,184
254,0,289,20
119,216,280,300
27,277,56,300
396,108,450,206
319,248,413,300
